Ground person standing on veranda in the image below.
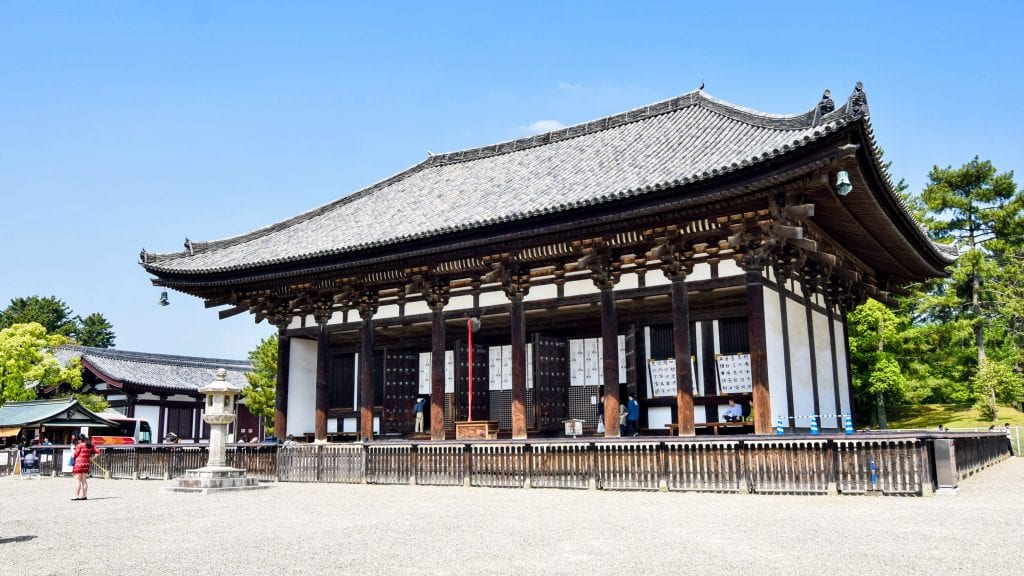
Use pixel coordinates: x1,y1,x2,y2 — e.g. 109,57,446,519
71,434,98,501
414,397,426,433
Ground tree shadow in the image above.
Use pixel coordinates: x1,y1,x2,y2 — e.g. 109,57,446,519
0,535,37,544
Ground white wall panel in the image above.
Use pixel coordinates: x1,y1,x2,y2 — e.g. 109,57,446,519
787,296,814,426
613,273,639,291
375,304,399,320
479,290,510,307
523,284,557,302
447,294,473,311
564,279,598,297
286,338,317,438
834,316,851,416
647,406,672,431
813,309,837,428
763,284,788,425
405,300,431,317
718,258,743,277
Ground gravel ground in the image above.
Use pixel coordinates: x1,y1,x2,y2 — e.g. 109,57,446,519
2,458,1022,576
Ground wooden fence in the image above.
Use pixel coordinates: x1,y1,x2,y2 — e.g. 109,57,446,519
0,432,1012,496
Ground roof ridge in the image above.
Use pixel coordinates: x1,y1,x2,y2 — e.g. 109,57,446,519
140,88,855,267
61,345,250,368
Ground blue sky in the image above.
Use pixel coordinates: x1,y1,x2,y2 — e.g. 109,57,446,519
2,1,1021,360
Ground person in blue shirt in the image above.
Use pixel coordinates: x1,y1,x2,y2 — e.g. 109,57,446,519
723,399,743,422
625,393,640,437
414,397,426,433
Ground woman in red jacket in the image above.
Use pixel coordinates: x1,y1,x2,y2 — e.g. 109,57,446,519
71,434,98,501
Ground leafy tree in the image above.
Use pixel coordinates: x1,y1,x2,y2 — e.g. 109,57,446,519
0,323,82,403
971,359,1024,420
921,157,1021,365
57,392,110,413
847,299,906,427
242,334,278,433
0,296,76,337
75,313,116,348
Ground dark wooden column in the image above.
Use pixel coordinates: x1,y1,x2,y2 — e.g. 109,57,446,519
801,278,822,430
670,276,694,436
744,261,772,434
501,262,530,440
583,244,621,438
314,319,330,442
425,281,450,441
273,326,291,439
358,292,379,441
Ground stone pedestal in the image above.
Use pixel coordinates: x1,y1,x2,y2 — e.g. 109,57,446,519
160,466,266,495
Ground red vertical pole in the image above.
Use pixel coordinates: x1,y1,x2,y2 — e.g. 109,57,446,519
467,317,474,422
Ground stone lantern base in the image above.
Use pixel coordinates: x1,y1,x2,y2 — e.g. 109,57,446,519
160,466,268,495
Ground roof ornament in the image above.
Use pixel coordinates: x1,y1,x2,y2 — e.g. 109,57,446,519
812,89,835,126
185,238,194,256
698,80,704,91
845,82,869,119
139,248,149,264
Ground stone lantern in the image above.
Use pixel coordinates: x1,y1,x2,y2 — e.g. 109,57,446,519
161,368,265,494
200,368,239,468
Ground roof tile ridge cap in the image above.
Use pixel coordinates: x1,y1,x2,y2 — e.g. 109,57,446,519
697,92,818,128
84,347,251,367
143,159,435,263
429,90,705,167
857,116,957,262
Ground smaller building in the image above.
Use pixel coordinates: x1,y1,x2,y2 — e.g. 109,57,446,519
0,398,116,445
53,346,259,443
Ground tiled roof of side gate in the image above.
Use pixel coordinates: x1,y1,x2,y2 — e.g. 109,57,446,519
55,346,251,394
140,88,939,274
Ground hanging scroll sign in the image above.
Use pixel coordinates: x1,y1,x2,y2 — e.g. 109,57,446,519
647,357,698,398
715,353,753,393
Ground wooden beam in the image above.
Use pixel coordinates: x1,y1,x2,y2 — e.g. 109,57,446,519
218,304,249,320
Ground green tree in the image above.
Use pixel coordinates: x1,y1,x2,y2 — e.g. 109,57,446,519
0,323,83,403
921,157,1021,366
972,358,1024,420
848,299,906,427
75,313,116,348
0,296,76,336
242,334,278,433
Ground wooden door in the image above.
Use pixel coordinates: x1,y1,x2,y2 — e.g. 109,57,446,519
454,341,489,421
532,334,569,432
382,349,419,434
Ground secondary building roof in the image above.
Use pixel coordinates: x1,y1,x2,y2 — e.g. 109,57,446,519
0,398,116,429
55,346,251,395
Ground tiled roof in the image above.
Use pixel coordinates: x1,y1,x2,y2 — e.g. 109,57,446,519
0,398,115,428
57,346,251,394
141,89,880,275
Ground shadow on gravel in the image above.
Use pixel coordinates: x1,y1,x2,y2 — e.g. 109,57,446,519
0,535,37,544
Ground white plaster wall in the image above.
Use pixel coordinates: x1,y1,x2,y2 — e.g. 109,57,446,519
479,290,510,307
138,392,161,401
688,262,712,282
405,300,431,317
834,316,851,416
647,406,672,431
375,304,399,320
717,258,743,277
613,272,639,291
447,294,474,311
166,394,195,403
694,404,707,425
328,418,338,434
645,273,670,287
563,279,598,297
787,296,815,426
694,322,704,396
286,338,317,438
134,405,160,436
763,284,789,425
813,308,838,428
523,284,557,303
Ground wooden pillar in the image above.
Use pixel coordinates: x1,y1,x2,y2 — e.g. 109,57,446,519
802,283,822,430
745,267,772,434
314,321,329,442
274,329,291,439
670,277,695,436
509,295,527,439
359,306,376,441
599,286,620,437
429,301,447,440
